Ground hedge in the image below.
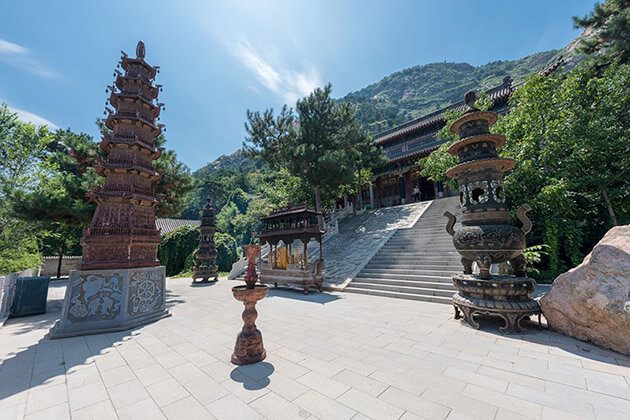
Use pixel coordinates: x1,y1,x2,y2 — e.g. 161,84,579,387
215,232,238,272
158,225,198,276
158,225,239,276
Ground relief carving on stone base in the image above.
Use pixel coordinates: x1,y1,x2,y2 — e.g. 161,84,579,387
128,269,163,315
68,274,122,322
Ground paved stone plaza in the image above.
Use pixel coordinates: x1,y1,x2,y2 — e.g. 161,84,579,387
1,278,629,420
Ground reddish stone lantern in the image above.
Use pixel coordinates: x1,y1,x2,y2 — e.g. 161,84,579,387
231,244,268,365
51,41,169,338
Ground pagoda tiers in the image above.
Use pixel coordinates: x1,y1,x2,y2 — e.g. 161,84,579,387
81,40,165,270
50,41,170,339
192,199,219,283
258,205,325,294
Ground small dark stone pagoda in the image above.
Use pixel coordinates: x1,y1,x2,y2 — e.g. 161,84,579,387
444,91,540,333
51,41,169,338
192,199,218,283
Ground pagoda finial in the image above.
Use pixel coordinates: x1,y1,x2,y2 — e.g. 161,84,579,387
464,91,477,109
136,40,146,59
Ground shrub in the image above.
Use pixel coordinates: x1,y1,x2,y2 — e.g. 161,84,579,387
0,221,42,275
215,232,238,272
158,225,198,276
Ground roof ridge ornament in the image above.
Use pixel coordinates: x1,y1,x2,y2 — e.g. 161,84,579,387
464,90,478,112
136,40,146,59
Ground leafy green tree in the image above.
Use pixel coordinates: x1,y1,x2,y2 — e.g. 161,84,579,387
497,64,630,278
418,109,460,189
418,92,492,189
154,147,195,217
254,168,312,209
244,84,381,216
348,132,386,209
0,104,53,199
182,168,250,219
216,201,240,237
0,219,41,275
0,104,50,273
416,65,630,279
9,122,193,277
215,232,238,272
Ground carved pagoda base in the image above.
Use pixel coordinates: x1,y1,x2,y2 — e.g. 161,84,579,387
260,266,323,294
50,266,170,339
231,285,267,365
452,274,541,334
192,268,218,284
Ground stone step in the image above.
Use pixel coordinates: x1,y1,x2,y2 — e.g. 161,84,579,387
368,257,461,265
385,239,453,244
346,197,462,303
379,247,457,253
353,276,455,288
351,277,456,289
355,273,453,282
359,268,458,277
374,252,461,263
350,276,454,290
381,241,457,252
395,228,448,233
377,249,459,254
385,238,454,244
371,253,460,258
343,287,453,304
363,263,461,270
347,282,455,297
392,236,451,241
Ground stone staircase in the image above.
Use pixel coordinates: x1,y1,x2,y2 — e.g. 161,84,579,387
345,197,461,303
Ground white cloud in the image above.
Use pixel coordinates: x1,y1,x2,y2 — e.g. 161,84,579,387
232,41,322,105
4,102,59,129
0,37,59,79
0,39,28,54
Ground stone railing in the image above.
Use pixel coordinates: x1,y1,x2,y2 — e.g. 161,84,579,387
40,256,81,278
227,243,269,280
0,268,37,326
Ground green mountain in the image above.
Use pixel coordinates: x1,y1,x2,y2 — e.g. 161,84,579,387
194,49,565,177
192,149,258,179
342,50,560,134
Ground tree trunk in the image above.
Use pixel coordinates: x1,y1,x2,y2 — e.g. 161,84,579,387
601,188,618,226
314,185,324,227
56,251,64,279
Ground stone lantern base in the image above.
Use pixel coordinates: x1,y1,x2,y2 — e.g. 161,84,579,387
50,266,170,339
231,284,267,365
452,274,541,334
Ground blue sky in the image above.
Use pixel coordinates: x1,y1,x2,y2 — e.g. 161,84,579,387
0,0,595,171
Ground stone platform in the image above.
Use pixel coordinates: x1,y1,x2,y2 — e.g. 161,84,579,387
2,278,630,419
49,266,170,339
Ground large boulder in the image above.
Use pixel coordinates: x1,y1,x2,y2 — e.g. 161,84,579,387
540,225,630,354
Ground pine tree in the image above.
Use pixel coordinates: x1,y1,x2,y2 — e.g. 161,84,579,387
574,0,630,64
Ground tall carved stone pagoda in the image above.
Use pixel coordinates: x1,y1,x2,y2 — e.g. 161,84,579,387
192,199,218,283
51,41,170,338
444,91,540,334
81,40,163,270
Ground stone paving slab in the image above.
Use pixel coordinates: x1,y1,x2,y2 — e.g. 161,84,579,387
1,277,630,419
